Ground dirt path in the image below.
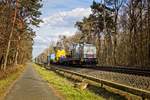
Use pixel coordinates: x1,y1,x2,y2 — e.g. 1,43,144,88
5,63,60,100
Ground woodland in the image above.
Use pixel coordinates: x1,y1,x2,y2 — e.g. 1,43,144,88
0,0,42,70
57,0,150,67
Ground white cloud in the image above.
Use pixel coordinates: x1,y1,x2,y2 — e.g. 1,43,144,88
49,31,74,37
59,8,91,17
33,7,91,57
40,7,91,27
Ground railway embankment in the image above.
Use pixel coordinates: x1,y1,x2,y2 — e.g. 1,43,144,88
34,63,131,100
48,64,150,100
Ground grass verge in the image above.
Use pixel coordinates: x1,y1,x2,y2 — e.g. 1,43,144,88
33,64,105,100
0,65,25,99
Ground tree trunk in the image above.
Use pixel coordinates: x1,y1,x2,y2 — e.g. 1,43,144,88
147,0,150,65
0,55,4,69
14,49,18,65
14,36,20,65
113,9,118,65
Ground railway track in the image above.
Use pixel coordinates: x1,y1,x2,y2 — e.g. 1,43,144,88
45,65,150,100
83,65,150,77
52,64,150,77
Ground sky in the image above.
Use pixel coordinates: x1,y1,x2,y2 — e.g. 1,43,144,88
32,0,100,58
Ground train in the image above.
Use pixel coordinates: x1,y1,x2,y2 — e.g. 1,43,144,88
49,42,97,65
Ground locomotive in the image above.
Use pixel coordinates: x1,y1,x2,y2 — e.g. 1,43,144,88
50,42,97,65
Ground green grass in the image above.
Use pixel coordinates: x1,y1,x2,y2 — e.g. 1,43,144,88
34,64,104,100
0,65,25,98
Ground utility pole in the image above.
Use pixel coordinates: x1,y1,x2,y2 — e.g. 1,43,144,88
47,45,50,66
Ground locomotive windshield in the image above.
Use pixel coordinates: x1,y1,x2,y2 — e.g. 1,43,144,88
83,44,96,59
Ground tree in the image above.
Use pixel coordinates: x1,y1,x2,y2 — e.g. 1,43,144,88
76,1,115,65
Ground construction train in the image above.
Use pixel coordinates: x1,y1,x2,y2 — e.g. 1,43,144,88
50,42,97,65
36,42,97,65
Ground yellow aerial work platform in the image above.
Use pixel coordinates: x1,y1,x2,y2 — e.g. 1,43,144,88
56,49,66,61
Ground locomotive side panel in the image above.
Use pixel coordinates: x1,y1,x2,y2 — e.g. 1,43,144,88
70,43,97,65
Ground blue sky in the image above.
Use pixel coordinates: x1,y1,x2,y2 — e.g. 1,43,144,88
33,0,99,58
